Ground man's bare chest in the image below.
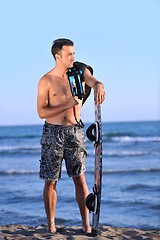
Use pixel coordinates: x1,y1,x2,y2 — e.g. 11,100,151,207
48,80,72,103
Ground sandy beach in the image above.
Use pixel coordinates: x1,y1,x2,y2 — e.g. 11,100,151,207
0,224,159,240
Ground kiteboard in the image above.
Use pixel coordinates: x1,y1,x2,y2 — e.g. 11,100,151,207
67,61,102,234
86,104,102,236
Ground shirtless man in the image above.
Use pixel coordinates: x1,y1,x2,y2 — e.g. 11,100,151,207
37,38,105,233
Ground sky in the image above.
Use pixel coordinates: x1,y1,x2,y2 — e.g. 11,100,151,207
0,0,159,126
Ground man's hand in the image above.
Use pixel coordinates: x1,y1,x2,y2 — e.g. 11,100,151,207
94,82,106,105
66,96,79,108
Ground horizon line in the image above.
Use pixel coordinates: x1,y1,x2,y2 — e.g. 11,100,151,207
0,119,159,127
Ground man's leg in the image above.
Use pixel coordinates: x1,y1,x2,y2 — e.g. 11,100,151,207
72,173,91,233
43,180,57,233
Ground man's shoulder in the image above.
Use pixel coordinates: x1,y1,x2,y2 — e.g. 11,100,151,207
39,70,55,84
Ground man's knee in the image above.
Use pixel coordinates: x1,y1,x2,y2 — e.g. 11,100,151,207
73,173,86,186
44,180,57,189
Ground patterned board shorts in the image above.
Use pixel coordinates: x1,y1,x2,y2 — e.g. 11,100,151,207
39,121,87,181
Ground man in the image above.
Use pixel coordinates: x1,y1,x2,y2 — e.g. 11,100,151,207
37,38,105,233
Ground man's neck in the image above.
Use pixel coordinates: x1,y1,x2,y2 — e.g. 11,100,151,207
53,65,68,78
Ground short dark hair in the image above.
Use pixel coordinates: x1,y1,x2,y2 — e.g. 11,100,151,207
51,38,74,59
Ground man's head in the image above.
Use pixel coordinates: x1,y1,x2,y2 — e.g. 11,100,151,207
51,38,74,59
51,38,75,68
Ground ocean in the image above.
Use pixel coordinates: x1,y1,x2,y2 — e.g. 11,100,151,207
0,121,159,230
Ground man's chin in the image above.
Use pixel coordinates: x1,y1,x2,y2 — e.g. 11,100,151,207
65,63,74,70
69,62,74,68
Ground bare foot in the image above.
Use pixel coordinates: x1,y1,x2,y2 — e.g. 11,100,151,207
48,223,56,233
82,225,91,233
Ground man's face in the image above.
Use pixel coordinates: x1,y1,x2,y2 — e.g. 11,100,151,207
58,45,75,68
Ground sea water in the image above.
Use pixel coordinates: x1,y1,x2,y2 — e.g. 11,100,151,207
0,121,159,229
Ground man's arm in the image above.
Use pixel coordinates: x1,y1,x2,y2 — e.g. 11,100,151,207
83,68,106,105
37,76,78,119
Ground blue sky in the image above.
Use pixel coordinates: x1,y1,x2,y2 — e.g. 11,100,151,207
0,0,159,126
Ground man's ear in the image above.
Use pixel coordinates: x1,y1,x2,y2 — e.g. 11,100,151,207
55,53,61,60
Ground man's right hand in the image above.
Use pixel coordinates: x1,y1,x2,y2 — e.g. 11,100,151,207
66,96,79,108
